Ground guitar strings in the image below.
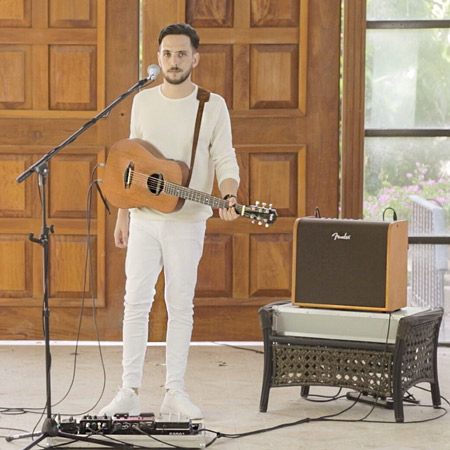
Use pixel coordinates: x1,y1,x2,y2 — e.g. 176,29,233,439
117,168,232,205
132,170,228,205
105,168,276,222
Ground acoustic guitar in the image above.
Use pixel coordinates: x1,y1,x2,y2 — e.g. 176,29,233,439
101,139,277,227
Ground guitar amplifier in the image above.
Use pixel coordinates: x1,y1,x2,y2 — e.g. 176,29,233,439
292,218,408,312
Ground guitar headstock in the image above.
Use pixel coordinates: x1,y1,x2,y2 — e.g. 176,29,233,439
244,201,277,227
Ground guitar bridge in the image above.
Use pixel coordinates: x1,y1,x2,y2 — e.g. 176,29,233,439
124,162,134,189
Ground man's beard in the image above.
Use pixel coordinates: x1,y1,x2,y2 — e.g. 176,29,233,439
163,67,192,85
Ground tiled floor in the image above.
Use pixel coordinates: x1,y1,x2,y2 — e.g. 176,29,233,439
0,342,449,449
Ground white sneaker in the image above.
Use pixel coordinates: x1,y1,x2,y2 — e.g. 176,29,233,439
160,389,203,420
99,387,140,417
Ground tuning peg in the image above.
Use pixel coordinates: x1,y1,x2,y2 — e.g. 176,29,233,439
262,202,266,207
265,223,269,228
251,220,255,224
258,221,262,226
269,204,273,209
255,201,260,206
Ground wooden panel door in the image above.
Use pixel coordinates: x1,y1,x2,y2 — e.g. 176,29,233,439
0,0,339,341
141,0,340,340
0,0,139,340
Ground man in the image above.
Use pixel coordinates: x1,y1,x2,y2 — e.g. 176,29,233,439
99,23,240,420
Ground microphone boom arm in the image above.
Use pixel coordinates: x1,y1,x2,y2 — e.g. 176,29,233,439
16,66,160,184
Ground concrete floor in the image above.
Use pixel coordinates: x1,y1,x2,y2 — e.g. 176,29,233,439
0,342,449,449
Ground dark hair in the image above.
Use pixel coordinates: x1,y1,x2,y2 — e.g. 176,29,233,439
158,23,200,50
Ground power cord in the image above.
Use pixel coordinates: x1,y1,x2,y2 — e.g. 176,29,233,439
192,388,447,446
217,343,264,354
382,207,398,221
415,385,450,406
0,165,110,442
303,388,347,403
42,166,108,416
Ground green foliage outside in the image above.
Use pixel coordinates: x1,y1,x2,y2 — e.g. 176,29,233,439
364,162,450,225
363,0,450,229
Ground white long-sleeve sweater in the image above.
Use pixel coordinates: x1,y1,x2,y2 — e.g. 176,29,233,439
129,84,240,222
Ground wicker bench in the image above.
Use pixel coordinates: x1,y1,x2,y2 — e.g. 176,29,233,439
259,301,443,422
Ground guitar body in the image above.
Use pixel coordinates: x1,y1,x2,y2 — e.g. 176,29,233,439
102,138,189,212
102,138,278,226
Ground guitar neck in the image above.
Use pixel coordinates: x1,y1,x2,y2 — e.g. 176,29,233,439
164,181,242,213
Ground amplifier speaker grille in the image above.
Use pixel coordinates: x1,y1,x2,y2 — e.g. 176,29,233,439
292,218,408,312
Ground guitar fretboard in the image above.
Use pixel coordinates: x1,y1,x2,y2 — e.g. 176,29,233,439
164,181,242,213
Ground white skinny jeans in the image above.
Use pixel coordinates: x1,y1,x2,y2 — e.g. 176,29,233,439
122,218,206,391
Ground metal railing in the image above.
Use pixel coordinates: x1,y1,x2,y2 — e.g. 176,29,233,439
409,195,449,310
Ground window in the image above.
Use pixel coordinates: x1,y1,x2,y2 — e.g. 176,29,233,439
361,0,450,342
363,0,450,229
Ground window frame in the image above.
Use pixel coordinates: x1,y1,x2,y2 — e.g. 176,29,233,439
341,1,450,219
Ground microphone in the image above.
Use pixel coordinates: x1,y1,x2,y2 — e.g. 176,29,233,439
146,64,160,82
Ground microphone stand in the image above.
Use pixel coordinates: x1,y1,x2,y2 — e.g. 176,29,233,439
7,67,159,450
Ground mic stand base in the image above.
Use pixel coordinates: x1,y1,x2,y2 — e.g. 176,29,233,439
6,417,57,446
7,417,121,449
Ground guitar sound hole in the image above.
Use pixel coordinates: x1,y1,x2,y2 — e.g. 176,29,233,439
147,173,164,195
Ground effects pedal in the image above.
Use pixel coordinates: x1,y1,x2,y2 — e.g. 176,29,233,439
111,412,201,435
346,391,395,409
51,413,206,448
80,415,114,434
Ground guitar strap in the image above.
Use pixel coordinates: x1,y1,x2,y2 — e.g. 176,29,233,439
185,87,211,188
